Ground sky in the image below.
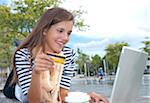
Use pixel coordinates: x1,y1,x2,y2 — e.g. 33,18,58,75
0,0,150,57
60,0,150,57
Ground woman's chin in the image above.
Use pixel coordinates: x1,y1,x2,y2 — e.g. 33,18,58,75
48,46,63,53
53,49,62,53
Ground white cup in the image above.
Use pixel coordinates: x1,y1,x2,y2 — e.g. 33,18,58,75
65,92,90,103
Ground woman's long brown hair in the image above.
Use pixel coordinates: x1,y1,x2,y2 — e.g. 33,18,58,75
11,7,74,84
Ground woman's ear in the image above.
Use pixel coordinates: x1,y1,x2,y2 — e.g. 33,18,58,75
43,29,48,36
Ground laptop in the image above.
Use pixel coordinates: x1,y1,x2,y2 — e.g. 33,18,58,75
109,46,148,103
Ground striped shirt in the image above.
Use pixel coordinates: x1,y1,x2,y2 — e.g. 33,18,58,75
15,46,76,96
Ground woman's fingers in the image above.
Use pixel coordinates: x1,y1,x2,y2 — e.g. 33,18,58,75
35,63,51,70
36,47,53,64
34,52,54,74
35,58,53,67
101,95,109,103
38,53,54,63
89,92,109,103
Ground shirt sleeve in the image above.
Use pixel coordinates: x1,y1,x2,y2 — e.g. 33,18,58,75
60,48,76,90
15,48,32,95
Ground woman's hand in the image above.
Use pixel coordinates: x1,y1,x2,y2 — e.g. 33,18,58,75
34,52,54,74
88,92,109,103
60,87,69,103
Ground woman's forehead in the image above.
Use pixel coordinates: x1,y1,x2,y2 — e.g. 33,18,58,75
51,21,73,29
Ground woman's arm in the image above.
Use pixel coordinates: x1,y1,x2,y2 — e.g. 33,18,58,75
27,51,54,103
59,47,76,102
28,71,41,103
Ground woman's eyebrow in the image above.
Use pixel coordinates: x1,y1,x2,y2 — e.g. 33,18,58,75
68,30,72,33
56,27,64,30
56,27,72,32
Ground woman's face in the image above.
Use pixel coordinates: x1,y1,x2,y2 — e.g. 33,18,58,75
43,20,73,53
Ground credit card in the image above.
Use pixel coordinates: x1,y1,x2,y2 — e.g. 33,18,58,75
47,52,65,64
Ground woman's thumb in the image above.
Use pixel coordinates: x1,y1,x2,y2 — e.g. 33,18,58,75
37,47,43,55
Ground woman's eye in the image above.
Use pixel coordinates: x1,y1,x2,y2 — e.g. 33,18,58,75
56,28,72,36
67,32,71,36
57,29,64,33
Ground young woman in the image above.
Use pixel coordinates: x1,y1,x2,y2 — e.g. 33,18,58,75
6,7,108,103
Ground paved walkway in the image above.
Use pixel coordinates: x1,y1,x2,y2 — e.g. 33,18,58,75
0,92,150,103
0,92,20,103
0,75,150,103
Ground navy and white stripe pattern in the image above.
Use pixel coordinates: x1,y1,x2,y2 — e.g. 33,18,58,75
15,46,76,96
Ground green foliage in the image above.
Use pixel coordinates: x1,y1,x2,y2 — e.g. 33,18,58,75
72,9,89,31
75,48,90,74
91,54,102,75
0,5,14,68
0,0,86,68
105,42,129,73
75,48,103,76
141,37,150,55
10,0,59,38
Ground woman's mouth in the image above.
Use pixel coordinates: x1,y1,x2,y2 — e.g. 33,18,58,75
56,41,65,48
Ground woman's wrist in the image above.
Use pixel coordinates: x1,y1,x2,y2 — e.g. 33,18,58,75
32,68,41,76
60,87,69,103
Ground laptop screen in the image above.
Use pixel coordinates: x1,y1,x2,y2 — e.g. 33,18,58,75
110,46,148,103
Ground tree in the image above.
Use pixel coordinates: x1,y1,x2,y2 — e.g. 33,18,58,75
75,48,90,75
91,54,102,76
105,42,129,73
0,5,14,68
141,37,150,55
0,0,86,68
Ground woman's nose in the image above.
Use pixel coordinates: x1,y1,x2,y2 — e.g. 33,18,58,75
62,33,69,41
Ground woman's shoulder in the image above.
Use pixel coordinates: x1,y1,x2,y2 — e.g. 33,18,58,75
63,46,76,53
63,46,72,51
63,46,76,59
15,48,30,57
16,48,30,53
